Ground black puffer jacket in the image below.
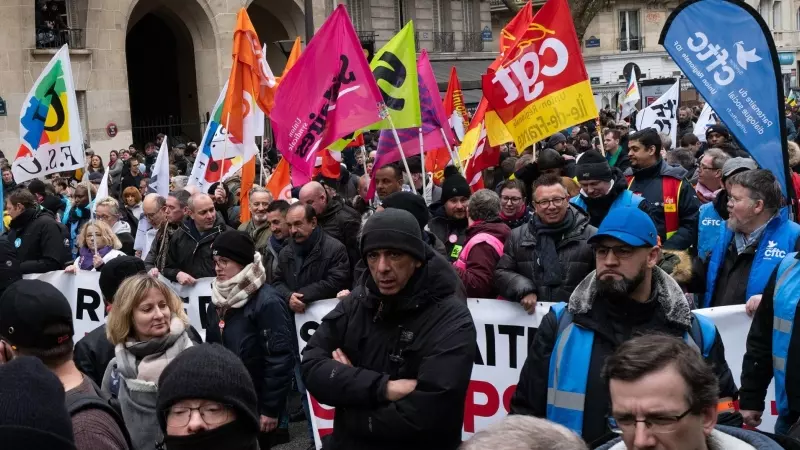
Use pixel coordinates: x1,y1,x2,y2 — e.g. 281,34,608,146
7,207,71,274
162,217,231,281
510,267,741,447
494,205,596,303
301,246,475,450
272,229,351,303
426,203,468,262
206,284,294,418
318,196,361,270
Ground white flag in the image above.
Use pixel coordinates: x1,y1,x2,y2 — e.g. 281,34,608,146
149,135,170,197
91,169,110,214
693,103,719,143
13,45,85,183
635,80,680,147
620,75,641,120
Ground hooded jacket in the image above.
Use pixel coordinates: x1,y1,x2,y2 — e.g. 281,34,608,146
7,207,71,274
272,229,351,303
572,168,653,228
626,159,700,251
317,196,361,271
510,267,741,447
494,205,596,303
455,220,511,298
162,216,231,281
301,245,475,450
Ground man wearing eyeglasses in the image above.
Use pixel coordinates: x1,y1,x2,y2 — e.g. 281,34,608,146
598,335,775,450
510,207,740,447
695,149,729,205
495,174,596,314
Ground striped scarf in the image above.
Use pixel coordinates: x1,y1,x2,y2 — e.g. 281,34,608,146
211,252,266,309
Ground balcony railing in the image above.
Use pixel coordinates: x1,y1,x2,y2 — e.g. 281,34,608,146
356,31,377,46
36,27,84,49
462,32,484,52
433,32,455,52
618,35,643,52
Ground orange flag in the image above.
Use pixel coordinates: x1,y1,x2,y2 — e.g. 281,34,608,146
444,67,470,142
267,158,292,200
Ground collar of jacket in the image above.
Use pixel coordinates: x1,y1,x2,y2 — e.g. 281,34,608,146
181,217,225,243
9,207,39,229
567,265,692,329
319,196,344,221
521,205,589,246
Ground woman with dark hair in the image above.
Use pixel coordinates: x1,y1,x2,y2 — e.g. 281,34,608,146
88,154,105,173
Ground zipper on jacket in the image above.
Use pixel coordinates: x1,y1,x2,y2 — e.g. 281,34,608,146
373,300,384,323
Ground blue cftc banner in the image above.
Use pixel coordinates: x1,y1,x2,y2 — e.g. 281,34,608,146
660,0,790,196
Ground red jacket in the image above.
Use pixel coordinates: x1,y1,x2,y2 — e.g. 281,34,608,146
454,220,511,298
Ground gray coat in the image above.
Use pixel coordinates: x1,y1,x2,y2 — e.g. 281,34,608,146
102,357,161,450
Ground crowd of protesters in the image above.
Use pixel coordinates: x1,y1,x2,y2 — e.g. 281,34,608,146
4,107,800,450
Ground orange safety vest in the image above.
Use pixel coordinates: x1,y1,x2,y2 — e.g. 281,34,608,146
627,176,682,239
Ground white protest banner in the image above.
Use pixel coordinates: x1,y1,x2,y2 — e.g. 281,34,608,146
635,79,680,147
693,103,720,143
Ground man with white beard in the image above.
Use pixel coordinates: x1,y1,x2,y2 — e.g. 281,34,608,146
238,186,274,257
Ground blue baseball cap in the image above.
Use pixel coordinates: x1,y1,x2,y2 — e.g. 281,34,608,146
588,207,658,247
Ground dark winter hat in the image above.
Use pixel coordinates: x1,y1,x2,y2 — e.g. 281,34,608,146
212,231,256,268
0,356,76,450
361,209,426,262
538,148,565,171
547,133,567,148
99,256,145,302
575,149,613,181
157,344,259,433
88,171,104,183
441,165,471,204
705,124,731,140
0,280,73,350
381,191,429,232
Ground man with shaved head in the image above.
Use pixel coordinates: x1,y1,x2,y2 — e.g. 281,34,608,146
299,181,360,269
162,193,231,285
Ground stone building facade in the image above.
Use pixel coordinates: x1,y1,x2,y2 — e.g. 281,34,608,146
0,0,494,158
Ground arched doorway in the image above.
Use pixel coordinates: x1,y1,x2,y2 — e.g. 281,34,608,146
127,12,199,147
247,0,305,74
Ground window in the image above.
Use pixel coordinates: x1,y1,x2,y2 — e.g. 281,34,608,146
325,0,336,16
618,10,640,52
348,0,366,31
759,0,771,27
796,7,800,30
76,90,89,145
433,0,443,32
463,0,477,34
394,0,410,31
773,1,782,30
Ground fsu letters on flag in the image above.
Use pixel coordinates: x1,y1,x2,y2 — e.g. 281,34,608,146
270,5,383,183
482,0,598,152
660,0,790,196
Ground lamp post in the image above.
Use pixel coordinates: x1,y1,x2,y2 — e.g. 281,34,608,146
274,40,296,59
304,0,314,44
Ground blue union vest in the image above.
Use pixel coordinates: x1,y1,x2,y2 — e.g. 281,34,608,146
771,253,800,416
703,214,800,308
545,302,716,435
697,203,723,262
570,189,643,212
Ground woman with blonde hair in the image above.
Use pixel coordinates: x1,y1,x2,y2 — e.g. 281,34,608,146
102,274,195,450
64,220,124,272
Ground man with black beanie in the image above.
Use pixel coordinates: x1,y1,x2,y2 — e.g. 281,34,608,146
302,209,475,450
73,256,145,387
428,166,471,261
570,150,651,227
157,344,262,450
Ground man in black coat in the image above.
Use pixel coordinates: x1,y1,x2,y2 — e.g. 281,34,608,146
495,174,596,312
301,209,476,450
272,203,350,313
162,193,230,285
298,181,360,270
205,231,294,449
510,207,740,447
5,190,70,274
428,166,471,262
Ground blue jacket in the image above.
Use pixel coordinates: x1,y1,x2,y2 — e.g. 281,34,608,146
704,214,800,308
570,189,643,211
697,202,723,262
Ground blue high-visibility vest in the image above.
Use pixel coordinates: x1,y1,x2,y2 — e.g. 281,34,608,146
570,189,643,212
771,253,800,416
704,214,800,308
545,302,716,435
697,203,723,262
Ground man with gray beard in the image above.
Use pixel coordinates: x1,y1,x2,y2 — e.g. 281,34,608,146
510,207,741,447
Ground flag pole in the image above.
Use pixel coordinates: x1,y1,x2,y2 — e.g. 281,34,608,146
84,152,98,254
418,127,426,200
360,145,369,180
259,136,266,186
595,117,605,157
219,111,232,184
386,115,417,195
440,128,463,175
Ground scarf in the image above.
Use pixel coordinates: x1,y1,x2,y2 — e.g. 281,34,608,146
292,226,321,270
734,215,774,255
531,208,576,287
269,235,287,255
696,182,721,204
159,420,259,450
115,315,192,384
78,245,112,270
211,253,266,309
606,146,622,167
67,203,89,224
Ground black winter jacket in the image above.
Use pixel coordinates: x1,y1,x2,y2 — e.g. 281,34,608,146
510,267,741,447
494,205,596,303
162,217,231,281
741,260,800,418
206,284,294,418
627,159,700,250
301,246,475,450
272,229,351,303
7,207,71,274
427,203,468,262
318,197,360,270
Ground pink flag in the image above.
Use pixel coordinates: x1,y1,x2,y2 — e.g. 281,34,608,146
418,50,457,146
270,5,383,184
